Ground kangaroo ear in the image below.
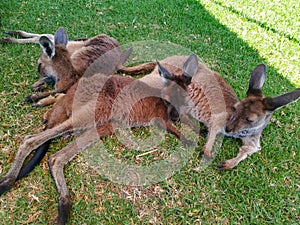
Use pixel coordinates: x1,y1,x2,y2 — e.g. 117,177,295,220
39,36,55,58
158,61,173,85
264,88,300,111
247,64,266,96
119,47,132,66
182,54,198,85
183,54,198,77
54,27,68,46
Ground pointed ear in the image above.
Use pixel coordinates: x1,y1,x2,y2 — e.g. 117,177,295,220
247,64,266,96
183,54,198,77
119,47,133,66
182,54,198,85
39,36,55,58
157,61,173,85
263,88,300,111
54,27,68,46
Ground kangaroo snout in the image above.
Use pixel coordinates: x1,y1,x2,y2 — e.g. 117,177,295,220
225,126,232,133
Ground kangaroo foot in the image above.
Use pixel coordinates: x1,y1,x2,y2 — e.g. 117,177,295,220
57,195,72,225
218,159,238,170
4,30,22,36
0,176,16,195
200,147,213,160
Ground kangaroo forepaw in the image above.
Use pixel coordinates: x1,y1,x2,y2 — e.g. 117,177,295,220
57,196,72,225
0,176,16,195
24,94,35,103
200,148,213,160
218,161,235,170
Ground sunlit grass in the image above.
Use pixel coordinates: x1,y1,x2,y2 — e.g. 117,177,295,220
200,0,300,86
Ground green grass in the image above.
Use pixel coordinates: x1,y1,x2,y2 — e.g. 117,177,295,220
0,0,299,224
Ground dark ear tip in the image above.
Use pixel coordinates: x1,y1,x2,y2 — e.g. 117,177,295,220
189,54,197,58
39,36,51,46
258,63,267,71
186,54,198,63
57,27,66,33
156,60,163,69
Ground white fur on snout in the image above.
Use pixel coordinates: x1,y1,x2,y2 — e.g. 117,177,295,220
223,119,268,138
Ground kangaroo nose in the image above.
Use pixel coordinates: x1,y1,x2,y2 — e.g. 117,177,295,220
225,126,231,133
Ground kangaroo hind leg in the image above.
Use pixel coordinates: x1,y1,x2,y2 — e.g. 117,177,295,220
0,119,72,195
2,30,54,44
48,124,112,224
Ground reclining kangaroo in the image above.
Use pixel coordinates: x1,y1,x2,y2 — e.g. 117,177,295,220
0,52,196,224
158,54,300,169
3,30,192,181
3,28,156,105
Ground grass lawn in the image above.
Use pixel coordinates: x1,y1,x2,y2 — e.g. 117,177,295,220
0,0,299,224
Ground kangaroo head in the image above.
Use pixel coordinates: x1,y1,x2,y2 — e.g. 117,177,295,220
158,54,198,119
37,27,74,86
226,64,300,137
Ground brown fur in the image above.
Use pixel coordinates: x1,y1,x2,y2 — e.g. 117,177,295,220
159,55,300,169
25,28,157,105
3,28,157,105
0,68,193,224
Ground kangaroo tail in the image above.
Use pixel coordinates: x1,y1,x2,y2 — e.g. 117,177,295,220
116,47,157,75
117,62,157,75
16,140,51,180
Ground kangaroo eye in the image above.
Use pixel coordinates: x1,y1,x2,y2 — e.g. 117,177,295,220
246,117,254,123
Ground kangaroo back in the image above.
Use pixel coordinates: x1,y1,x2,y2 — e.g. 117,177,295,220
159,55,238,127
70,34,121,76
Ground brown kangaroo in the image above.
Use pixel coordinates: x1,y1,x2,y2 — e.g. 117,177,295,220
26,27,122,104
2,28,157,76
158,54,300,169
0,54,196,224
3,28,156,105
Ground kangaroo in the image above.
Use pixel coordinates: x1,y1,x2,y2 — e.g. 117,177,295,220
158,54,300,169
24,27,121,104
0,54,197,224
2,28,157,76
15,55,196,181
14,43,195,182
3,28,156,105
